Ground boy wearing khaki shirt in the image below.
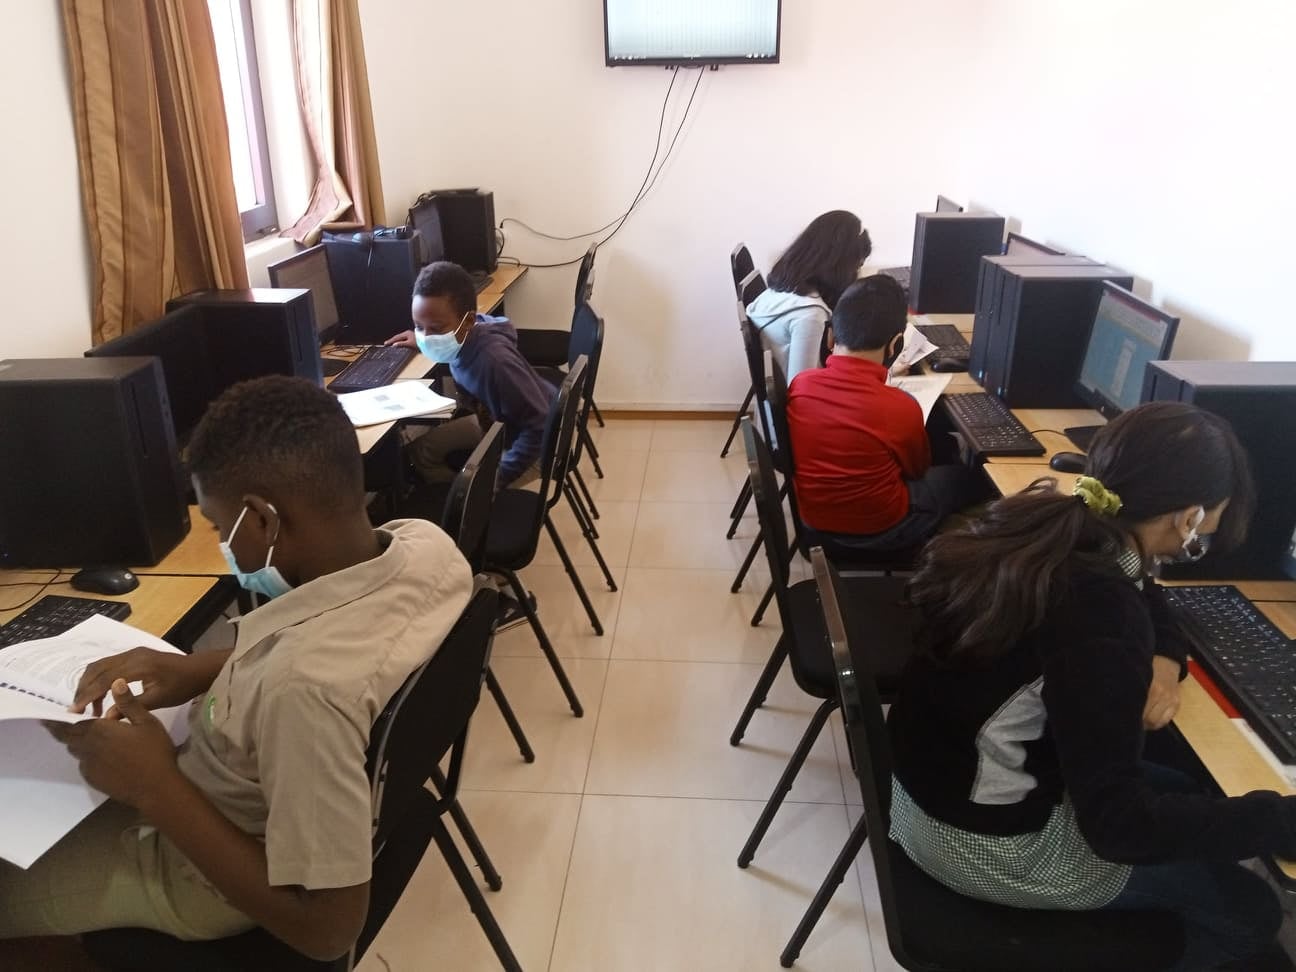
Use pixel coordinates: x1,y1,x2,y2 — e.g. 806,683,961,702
0,377,472,967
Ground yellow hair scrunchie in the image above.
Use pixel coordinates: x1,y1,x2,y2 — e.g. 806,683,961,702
1072,476,1122,517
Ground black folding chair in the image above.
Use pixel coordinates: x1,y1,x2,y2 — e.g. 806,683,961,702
720,253,767,458
810,547,1185,971
441,423,535,764
538,301,609,498
84,586,523,972
483,358,598,719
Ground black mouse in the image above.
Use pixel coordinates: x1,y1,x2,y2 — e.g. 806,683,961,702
1049,451,1087,474
70,566,140,596
930,356,969,373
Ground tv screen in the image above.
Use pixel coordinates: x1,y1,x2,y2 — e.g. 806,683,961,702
604,0,781,66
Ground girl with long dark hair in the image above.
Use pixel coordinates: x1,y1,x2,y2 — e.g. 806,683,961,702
746,210,871,381
888,401,1295,970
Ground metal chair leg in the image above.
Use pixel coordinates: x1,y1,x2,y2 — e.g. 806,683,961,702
738,699,837,868
721,385,755,457
731,533,763,593
573,466,600,520
580,424,604,479
543,516,605,636
779,815,870,968
590,398,605,428
565,485,618,592
567,474,600,538
727,480,752,539
751,580,775,626
485,667,535,763
730,635,789,746
430,766,504,891
428,817,523,972
502,567,584,716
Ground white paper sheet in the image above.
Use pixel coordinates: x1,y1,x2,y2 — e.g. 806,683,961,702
887,373,954,424
337,381,456,428
0,616,190,868
889,321,939,375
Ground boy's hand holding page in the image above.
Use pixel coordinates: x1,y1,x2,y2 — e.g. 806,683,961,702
889,322,938,377
72,645,228,718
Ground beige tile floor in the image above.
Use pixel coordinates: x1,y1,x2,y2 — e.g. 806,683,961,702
357,418,897,972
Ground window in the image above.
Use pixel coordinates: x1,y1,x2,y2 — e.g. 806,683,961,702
208,0,278,241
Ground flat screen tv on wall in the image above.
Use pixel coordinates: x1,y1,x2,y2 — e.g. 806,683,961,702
604,0,782,66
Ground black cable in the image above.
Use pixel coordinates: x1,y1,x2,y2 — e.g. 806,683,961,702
1027,429,1066,436
0,574,70,613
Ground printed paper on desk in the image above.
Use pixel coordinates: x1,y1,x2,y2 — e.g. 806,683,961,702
0,615,190,869
337,381,456,428
888,373,953,424
889,322,938,375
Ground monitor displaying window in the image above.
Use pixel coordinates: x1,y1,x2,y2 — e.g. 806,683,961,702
1004,232,1064,257
267,245,339,340
934,195,962,213
604,0,781,66
1075,283,1179,417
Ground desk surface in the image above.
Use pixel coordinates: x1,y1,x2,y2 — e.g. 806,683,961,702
0,573,220,639
133,510,227,576
480,265,527,314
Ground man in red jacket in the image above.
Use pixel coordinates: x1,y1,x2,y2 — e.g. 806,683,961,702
786,274,981,556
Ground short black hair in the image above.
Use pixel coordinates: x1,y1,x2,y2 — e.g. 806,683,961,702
413,261,476,319
188,376,364,512
831,275,907,351
767,211,871,308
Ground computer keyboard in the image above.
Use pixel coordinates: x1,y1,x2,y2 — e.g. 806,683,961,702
916,323,972,366
878,266,911,291
942,392,1045,457
0,595,132,649
329,346,417,395
1163,584,1296,763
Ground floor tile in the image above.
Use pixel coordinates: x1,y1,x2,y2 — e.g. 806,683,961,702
589,417,654,451
610,567,779,664
356,790,581,972
832,709,864,807
629,501,771,575
573,449,648,504
585,659,845,804
463,655,609,794
550,795,869,971
533,498,638,572
640,449,750,504
650,417,737,452
492,564,625,660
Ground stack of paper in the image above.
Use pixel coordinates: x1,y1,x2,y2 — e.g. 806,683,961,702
337,381,456,428
888,373,953,424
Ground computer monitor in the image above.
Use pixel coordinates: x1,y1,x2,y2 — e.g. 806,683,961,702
1004,232,1065,257
267,245,340,343
1065,283,1179,449
935,195,963,213
1285,524,1296,580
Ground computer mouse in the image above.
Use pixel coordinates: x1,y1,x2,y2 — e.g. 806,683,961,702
70,566,140,596
930,356,969,373
1049,451,1088,474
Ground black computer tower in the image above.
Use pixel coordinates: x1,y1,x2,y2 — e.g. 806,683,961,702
969,255,1096,382
1143,361,1296,580
169,288,323,387
323,237,422,343
408,189,497,274
909,212,1006,314
0,357,189,568
980,264,1133,407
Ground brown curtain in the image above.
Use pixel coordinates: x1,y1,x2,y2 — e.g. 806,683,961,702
62,0,249,345
285,0,386,244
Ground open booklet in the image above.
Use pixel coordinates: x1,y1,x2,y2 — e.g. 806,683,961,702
0,614,191,868
336,380,456,428
887,373,953,423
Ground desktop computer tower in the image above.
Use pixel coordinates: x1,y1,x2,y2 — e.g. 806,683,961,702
908,212,1006,314
969,254,1096,382
0,357,189,568
323,236,422,343
168,289,324,387
1143,361,1296,580
407,189,497,274
980,264,1132,407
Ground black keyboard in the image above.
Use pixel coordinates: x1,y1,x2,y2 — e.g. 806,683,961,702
329,346,417,395
1163,585,1296,763
942,393,1045,457
0,595,132,649
917,323,972,366
878,266,911,291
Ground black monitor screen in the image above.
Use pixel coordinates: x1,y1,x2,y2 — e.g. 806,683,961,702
1004,232,1064,257
267,246,339,338
604,0,780,65
935,195,963,213
1075,284,1179,417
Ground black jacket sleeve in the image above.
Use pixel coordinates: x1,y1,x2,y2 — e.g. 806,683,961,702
1142,579,1194,678
1039,575,1296,865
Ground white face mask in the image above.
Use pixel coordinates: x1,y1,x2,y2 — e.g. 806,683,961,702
218,503,293,599
1159,507,1212,565
414,312,472,364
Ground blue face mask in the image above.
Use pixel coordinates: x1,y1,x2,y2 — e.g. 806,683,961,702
219,503,293,600
415,312,472,364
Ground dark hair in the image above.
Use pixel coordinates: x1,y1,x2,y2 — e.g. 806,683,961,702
413,261,476,319
831,275,907,351
907,401,1255,662
767,211,872,308
188,376,364,512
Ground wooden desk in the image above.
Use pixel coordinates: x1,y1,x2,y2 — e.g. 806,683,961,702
982,463,1077,497
479,264,528,315
132,510,227,576
0,572,221,640
985,408,1104,465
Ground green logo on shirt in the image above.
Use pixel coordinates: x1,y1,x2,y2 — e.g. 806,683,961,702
205,694,216,726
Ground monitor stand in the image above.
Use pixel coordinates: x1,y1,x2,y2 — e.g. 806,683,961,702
321,356,348,377
1064,425,1101,452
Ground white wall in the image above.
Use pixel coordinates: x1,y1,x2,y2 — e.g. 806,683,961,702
361,0,1296,408
0,2,93,359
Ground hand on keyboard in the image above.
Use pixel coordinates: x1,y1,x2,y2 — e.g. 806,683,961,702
385,330,417,350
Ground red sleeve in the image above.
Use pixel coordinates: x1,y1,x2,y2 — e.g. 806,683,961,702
887,391,931,478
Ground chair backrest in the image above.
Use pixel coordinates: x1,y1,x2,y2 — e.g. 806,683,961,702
440,423,505,573
762,353,794,477
742,419,794,626
568,303,604,465
365,582,499,851
536,356,588,511
574,243,598,308
738,268,767,309
731,243,756,297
